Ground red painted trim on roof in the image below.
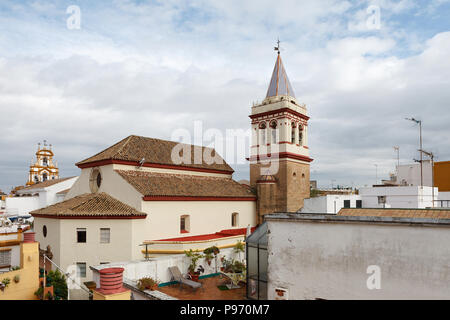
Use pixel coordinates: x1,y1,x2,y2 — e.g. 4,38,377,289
249,152,313,163
249,108,309,121
154,227,256,242
31,213,147,220
143,196,256,201
77,159,234,174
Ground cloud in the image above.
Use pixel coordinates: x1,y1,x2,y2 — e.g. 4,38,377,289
0,0,449,192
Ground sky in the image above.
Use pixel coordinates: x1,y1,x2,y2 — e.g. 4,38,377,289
0,0,449,192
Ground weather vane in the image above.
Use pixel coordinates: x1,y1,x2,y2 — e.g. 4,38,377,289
274,38,281,54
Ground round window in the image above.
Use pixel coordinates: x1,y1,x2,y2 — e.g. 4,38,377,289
89,168,102,193
43,225,47,238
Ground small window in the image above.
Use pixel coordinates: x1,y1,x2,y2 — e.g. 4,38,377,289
43,157,48,166
298,124,303,146
76,262,87,278
77,228,87,243
100,228,110,244
291,122,296,143
378,196,386,204
356,200,362,208
43,225,47,238
259,122,267,145
0,249,12,268
180,215,190,233
270,121,277,144
232,212,239,227
43,172,48,181
343,200,351,208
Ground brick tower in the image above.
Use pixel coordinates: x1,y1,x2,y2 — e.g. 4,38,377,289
250,52,313,223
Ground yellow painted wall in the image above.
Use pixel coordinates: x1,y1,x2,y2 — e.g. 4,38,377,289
93,289,130,300
435,161,450,192
0,242,40,300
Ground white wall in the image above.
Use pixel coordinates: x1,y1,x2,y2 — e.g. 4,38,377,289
359,186,438,208
34,217,135,282
91,246,241,286
5,197,40,216
396,161,432,187
301,195,361,214
267,217,450,300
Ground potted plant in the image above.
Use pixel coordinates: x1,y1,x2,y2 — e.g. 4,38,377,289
1,278,10,288
185,249,204,282
13,275,20,284
34,287,44,300
203,246,220,266
137,277,159,291
220,257,233,273
234,241,245,261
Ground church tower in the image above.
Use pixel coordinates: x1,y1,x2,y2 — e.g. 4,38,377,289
250,51,312,222
26,140,59,185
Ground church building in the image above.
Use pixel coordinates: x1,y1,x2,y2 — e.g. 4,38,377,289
26,140,59,185
250,52,312,223
30,51,311,282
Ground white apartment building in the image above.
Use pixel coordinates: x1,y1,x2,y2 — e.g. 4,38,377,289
359,186,438,209
300,195,362,214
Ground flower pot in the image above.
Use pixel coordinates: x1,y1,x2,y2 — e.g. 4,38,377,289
189,273,200,282
44,286,54,300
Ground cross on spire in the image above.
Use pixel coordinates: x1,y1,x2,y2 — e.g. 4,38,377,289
274,38,281,54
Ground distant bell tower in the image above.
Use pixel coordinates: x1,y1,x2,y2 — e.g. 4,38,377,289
26,140,59,185
250,48,312,222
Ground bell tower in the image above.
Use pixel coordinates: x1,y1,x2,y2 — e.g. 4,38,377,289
250,51,312,222
26,140,59,185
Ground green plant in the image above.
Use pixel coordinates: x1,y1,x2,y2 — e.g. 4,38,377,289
11,266,20,271
137,277,159,291
1,278,10,288
46,270,68,300
184,249,204,274
231,260,246,273
203,246,220,266
234,241,245,253
13,275,20,283
34,287,44,300
45,291,54,300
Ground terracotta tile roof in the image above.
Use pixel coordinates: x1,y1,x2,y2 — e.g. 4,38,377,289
30,193,146,218
76,135,234,173
338,208,450,219
115,170,256,199
19,177,76,191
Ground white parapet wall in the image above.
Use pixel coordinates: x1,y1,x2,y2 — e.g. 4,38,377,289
266,214,450,300
90,246,245,287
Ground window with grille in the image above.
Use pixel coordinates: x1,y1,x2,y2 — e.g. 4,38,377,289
76,262,86,278
100,228,110,244
0,249,11,268
77,228,86,243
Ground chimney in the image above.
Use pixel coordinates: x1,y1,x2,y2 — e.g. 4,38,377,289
23,232,36,243
93,267,130,300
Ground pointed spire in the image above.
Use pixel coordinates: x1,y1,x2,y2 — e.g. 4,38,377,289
266,53,296,99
